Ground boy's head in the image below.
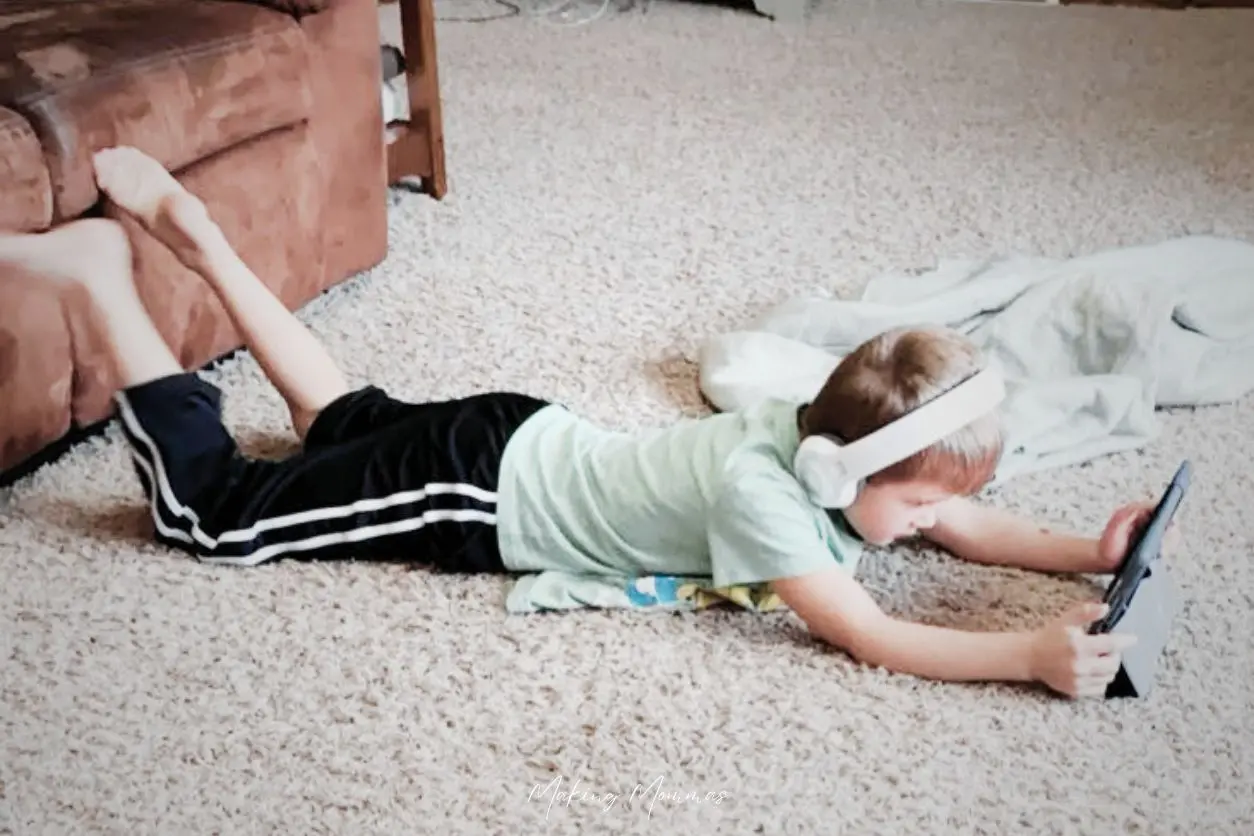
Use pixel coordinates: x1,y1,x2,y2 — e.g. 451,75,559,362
798,325,1005,545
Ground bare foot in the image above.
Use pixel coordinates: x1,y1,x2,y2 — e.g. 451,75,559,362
93,146,216,269
0,219,132,296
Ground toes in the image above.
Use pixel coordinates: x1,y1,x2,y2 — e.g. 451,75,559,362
92,146,136,176
92,148,122,185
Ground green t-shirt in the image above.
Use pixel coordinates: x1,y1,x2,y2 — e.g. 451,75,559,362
494,399,864,587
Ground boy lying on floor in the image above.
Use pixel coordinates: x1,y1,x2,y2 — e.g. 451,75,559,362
1,147,1158,700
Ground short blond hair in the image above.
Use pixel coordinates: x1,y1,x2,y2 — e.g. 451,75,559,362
800,325,1004,494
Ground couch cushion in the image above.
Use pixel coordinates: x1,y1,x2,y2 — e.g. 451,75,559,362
0,106,52,232
0,0,313,221
0,270,73,474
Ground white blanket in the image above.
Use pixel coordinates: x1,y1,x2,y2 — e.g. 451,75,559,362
699,236,1254,483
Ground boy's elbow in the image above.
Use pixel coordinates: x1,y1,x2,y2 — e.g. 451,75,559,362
802,611,894,668
842,626,898,670
771,569,895,667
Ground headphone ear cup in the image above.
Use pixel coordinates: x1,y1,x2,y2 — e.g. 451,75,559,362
794,435,859,509
831,477,860,510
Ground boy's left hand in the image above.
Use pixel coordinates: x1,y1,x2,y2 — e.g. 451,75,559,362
1096,501,1181,572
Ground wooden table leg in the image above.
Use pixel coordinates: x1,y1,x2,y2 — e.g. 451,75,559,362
386,0,447,198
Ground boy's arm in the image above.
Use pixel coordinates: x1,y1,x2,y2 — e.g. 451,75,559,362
770,567,1132,697
921,496,1129,574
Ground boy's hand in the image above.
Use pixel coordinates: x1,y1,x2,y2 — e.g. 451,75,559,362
1030,602,1137,698
1096,501,1181,573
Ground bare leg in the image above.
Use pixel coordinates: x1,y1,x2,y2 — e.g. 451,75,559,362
0,219,183,388
92,146,349,440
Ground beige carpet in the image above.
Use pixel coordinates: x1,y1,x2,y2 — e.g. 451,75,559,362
5,1,1254,833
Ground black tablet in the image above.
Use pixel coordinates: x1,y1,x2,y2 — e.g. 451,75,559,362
1089,460,1191,635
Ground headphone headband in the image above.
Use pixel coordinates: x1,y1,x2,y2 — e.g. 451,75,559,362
794,364,1006,508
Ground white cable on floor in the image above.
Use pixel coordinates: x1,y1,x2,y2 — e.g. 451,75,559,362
432,0,653,26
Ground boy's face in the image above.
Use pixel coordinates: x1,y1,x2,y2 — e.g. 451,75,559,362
843,478,955,546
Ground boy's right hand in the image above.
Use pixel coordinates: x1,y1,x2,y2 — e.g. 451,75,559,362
1029,602,1137,698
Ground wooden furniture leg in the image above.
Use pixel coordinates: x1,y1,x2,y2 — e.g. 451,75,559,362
386,0,447,198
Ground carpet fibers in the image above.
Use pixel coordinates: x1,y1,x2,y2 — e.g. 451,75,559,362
4,1,1254,833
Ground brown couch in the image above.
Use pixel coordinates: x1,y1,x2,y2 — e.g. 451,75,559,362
0,0,392,483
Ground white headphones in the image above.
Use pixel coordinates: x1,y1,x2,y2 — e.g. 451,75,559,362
793,364,1007,508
